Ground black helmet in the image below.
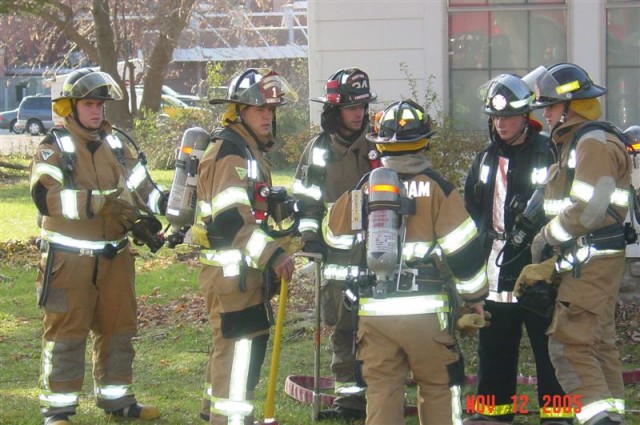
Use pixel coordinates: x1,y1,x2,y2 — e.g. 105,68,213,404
366,100,435,154
209,68,298,106
59,69,123,101
480,74,534,116
311,67,377,106
523,63,607,108
624,125,640,149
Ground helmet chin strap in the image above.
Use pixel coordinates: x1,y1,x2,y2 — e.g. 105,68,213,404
549,102,570,140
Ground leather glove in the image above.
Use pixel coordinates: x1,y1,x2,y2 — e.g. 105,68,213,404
530,232,548,264
514,255,558,298
131,216,164,252
98,190,137,232
271,252,294,282
456,306,491,338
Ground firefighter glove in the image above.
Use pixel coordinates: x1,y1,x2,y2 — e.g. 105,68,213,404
271,252,294,282
514,255,557,298
98,190,137,231
456,310,491,338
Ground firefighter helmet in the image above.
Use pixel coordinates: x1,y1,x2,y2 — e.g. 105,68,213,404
209,68,298,106
366,100,435,154
523,63,607,108
480,74,534,116
53,68,123,117
311,68,377,106
624,125,640,148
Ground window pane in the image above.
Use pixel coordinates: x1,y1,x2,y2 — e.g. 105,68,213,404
491,11,528,68
607,6,640,128
530,9,567,65
449,8,566,129
450,70,490,130
449,12,490,69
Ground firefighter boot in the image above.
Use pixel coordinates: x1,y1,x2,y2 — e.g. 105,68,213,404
44,414,70,425
105,403,160,420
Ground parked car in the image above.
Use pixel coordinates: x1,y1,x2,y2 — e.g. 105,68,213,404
0,108,19,133
136,85,202,107
15,95,53,135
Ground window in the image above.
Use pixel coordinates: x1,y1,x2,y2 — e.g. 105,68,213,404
606,0,640,130
448,1,567,130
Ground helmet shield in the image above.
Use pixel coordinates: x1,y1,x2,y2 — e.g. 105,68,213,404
210,68,298,106
62,71,123,101
523,64,607,108
366,100,434,143
479,74,533,116
311,67,377,106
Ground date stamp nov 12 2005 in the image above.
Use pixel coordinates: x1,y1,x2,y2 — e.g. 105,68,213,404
465,394,583,415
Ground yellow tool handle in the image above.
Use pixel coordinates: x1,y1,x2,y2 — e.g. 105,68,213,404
264,277,288,421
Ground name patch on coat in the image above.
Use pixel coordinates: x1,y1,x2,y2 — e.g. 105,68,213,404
403,181,430,198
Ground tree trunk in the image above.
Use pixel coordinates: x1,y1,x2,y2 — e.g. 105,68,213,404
140,0,197,112
93,0,133,130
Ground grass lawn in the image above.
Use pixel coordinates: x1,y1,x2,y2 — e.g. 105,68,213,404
0,161,638,424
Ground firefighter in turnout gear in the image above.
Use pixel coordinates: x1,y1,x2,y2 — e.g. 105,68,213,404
463,74,569,425
326,100,489,425
30,69,165,425
522,63,630,425
197,68,297,425
293,67,378,420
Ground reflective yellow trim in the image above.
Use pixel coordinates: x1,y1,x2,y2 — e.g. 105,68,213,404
473,402,514,416
575,399,616,424
210,187,251,217
292,178,322,201
323,264,360,281
298,218,320,233
42,230,127,251
556,80,581,95
126,163,147,191
95,384,133,400
450,385,463,425
556,247,624,272
438,217,478,255
544,198,573,217
323,213,356,250
453,265,488,295
571,180,629,208
402,241,439,261
31,163,64,188
245,228,274,266
547,216,573,243
60,189,80,219
311,147,327,166
359,294,449,316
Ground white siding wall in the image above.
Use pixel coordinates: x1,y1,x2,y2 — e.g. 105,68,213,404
307,0,447,122
308,0,608,124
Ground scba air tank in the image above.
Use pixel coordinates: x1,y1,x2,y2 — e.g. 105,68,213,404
366,167,401,284
166,127,210,231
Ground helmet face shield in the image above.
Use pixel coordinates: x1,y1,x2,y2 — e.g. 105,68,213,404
62,71,123,101
212,68,298,106
522,66,565,108
479,74,533,116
